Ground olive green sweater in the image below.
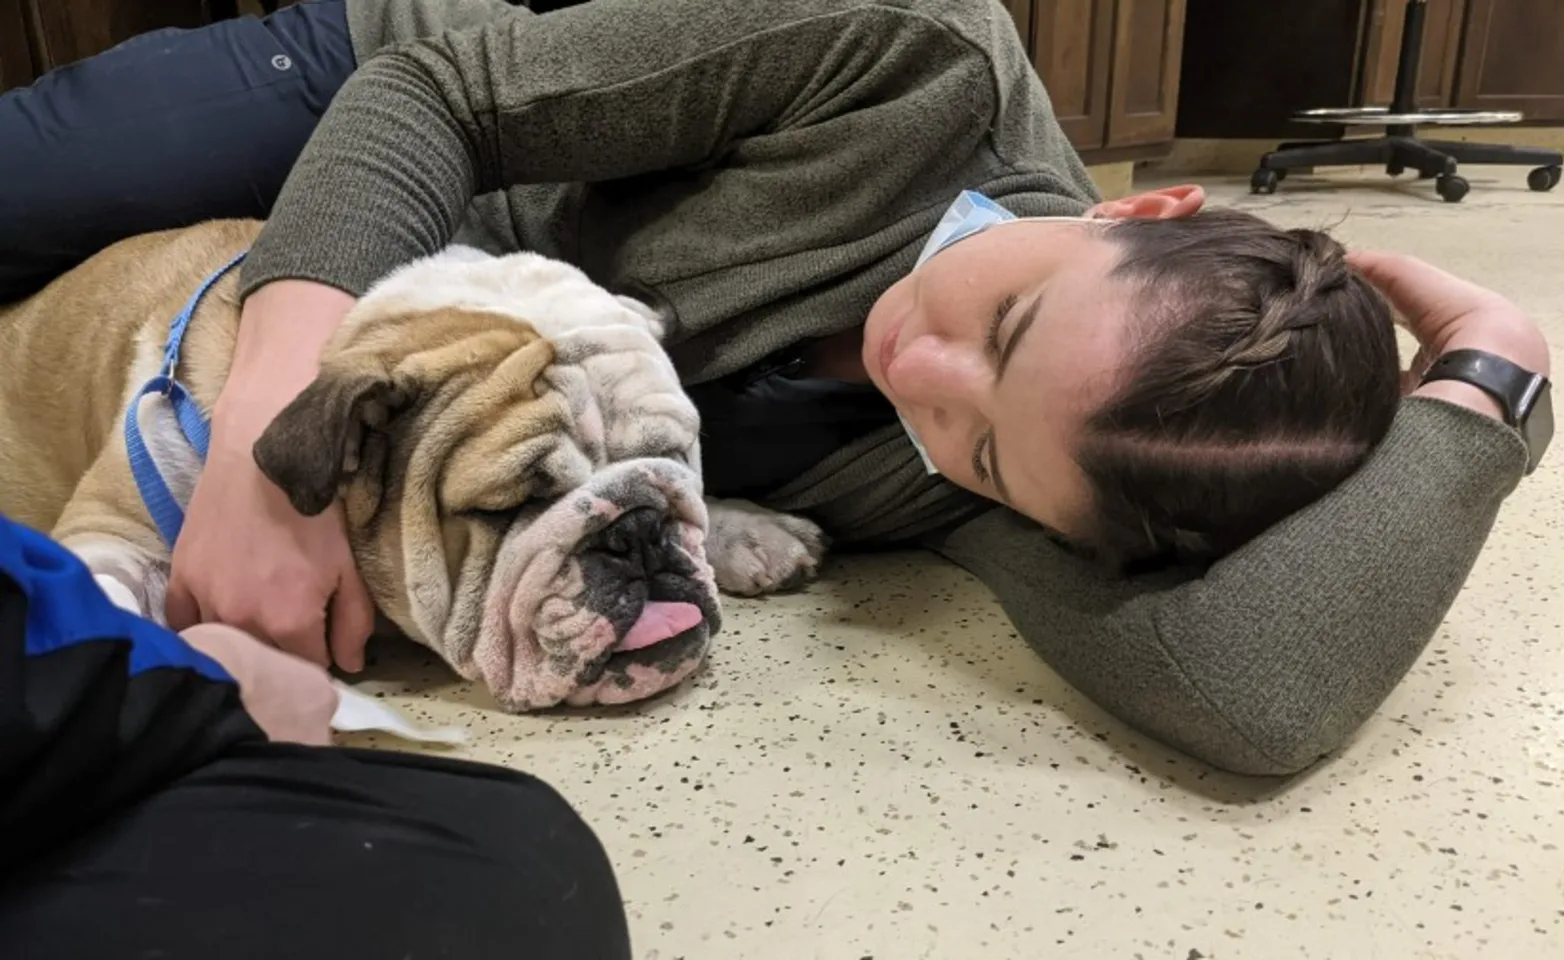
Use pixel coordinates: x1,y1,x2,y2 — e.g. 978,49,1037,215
243,0,1530,775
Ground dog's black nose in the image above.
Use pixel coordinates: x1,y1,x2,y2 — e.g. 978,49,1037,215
593,506,672,568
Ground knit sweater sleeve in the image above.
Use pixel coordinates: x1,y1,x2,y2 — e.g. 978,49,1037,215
924,398,1528,776
240,0,995,299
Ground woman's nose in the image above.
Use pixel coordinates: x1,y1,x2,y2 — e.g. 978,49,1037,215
895,335,984,409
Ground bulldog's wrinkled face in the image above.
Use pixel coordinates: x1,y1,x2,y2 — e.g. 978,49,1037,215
251,250,717,711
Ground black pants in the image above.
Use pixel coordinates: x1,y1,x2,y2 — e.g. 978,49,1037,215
0,0,357,301
0,745,632,959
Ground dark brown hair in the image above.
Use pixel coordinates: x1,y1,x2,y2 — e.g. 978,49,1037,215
1074,208,1400,568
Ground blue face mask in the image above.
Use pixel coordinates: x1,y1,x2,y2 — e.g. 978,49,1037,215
897,190,1095,476
914,189,1021,269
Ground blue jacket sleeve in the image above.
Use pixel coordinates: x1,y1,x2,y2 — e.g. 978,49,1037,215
0,515,263,869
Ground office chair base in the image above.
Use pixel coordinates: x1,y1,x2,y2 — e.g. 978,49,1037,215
1251,134,1563,203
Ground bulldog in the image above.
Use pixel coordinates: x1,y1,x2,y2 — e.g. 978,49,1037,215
0,219,827,711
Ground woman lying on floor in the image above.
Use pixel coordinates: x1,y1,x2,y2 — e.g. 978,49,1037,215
0,0,1551,779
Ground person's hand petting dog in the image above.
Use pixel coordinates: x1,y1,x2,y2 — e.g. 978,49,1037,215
1351,250,1552,415
167,280,373,672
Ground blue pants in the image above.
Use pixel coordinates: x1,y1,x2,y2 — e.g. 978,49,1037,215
0,1,356,301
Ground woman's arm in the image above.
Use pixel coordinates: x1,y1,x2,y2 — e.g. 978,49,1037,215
239,0,993,299
927,398,1525,776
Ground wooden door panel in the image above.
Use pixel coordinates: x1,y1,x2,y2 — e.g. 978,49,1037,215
1002,0,1033,59
1,0,35,90
1456,0,1564,120
1105,0,1187,147
1358,0,1466,108
1031,0,1114,150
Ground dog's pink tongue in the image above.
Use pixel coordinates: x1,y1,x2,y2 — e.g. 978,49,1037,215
616,601,703,652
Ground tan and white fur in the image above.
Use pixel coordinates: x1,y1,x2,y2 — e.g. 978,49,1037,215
0,219,826,710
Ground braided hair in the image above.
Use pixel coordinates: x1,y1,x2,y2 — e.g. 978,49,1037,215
1074,208,1400,568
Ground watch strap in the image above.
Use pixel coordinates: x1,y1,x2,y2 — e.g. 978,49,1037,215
1419,349,1530,427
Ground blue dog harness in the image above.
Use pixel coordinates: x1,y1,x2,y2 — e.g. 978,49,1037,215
124,251,248,548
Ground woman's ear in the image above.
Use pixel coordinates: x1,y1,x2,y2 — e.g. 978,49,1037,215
1087,184,1206,222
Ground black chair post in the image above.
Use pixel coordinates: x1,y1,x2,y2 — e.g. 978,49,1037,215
1387,0,1426,121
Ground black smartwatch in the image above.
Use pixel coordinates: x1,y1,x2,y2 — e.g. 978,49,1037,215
1420,349,1554,474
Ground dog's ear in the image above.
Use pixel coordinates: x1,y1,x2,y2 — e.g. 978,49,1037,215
253,366,411,517
253,308,557,518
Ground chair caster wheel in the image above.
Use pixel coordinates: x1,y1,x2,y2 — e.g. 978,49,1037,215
1251,168,1280,195
1436,174,1470,203
1527,165,1561,192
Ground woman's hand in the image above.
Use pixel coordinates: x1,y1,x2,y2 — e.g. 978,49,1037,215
1350,250,1551,418
166,280,375,671
179,623,339,745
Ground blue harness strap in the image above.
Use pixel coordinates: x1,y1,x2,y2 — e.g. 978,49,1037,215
124,251,248,548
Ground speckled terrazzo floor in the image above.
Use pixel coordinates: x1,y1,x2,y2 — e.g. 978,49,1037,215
339,170,1564,960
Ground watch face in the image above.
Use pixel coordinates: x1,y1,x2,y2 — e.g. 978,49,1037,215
1524,378,1554,475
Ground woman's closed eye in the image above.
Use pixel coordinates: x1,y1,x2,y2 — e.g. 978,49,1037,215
985,294,1019,358
972,294,1020,486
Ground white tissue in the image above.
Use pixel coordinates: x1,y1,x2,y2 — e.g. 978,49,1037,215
330,681,469,745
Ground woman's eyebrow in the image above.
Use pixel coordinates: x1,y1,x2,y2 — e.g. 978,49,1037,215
991,288,1047,506
996,291,1044,383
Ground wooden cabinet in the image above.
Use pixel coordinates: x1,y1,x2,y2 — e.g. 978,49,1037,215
1017,0,1188,156
1360,0,1564,119
1456,0,1564,117
1106,0,1187,146
1177,0,1564,138
1358,0,1466,108
1029,0,1115,148
1,0,35,91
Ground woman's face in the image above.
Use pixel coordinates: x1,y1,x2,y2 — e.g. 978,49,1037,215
861,185,1205,535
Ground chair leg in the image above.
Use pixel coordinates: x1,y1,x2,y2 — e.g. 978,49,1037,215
1419,139,1564,168
1392,140,1457,178
1274,140,1340,152
1261,138,1393,171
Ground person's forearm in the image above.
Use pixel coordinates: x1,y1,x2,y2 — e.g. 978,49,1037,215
215,280,356,438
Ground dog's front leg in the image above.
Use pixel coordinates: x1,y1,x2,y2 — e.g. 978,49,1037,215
704,498,829,597
51,433,181,623
63,534,170,620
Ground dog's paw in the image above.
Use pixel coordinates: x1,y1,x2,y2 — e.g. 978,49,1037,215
705,499,828,597
95,573,148,617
